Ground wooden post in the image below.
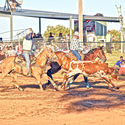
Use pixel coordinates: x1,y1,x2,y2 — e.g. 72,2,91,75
120,6,124,53
69,16,72,42
10,13,13,42
115,5,124,53
78,0,83,44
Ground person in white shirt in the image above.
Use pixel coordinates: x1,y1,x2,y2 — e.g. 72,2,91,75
70,31,82,60
23,28,33,76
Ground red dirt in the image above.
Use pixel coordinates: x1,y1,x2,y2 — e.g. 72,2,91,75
0,72,125,125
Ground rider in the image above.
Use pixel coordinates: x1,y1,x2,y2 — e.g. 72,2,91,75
69,31,90,88
23,28,33,77
70,31,82,60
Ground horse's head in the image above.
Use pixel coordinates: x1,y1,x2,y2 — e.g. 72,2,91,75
35,46,57,66
42,46,57,61
95,46,107,62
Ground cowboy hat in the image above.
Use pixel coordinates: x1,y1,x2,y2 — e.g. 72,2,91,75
73,31,79,36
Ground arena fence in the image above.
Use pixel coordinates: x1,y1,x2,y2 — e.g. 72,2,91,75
2,37,125,53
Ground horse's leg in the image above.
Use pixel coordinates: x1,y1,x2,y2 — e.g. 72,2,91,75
61,74,69,90
37,76,44,91
48,76,58,91
67,75,90,89
102,77,116,89
67,73,80,88
33,71,44,91
31,65,44,91
64,77,74,90
61,70,77,90
10,73,23,91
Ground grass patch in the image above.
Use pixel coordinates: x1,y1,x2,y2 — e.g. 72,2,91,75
106,50,125,67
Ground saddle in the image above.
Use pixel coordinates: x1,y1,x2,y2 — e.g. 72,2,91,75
65,51,85,61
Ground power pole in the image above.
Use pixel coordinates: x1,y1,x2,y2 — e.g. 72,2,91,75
78,0,83,44
115,5,124,53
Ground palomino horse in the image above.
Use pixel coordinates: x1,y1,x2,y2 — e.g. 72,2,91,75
47,46,107,89
61,61,118,90
0,46,57,91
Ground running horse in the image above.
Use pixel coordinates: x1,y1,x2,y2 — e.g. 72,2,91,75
47,46,107,89
0,46,7,72
0,46,57,91
61,61,118,90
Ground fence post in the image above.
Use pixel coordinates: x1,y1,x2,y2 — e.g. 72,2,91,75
10,13,13,42
69,16,72,42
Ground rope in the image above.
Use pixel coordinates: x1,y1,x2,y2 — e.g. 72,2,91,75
0,28,28,35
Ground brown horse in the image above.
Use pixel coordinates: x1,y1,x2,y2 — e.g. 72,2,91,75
47,46,107,89
0,46,57,91
61,61,118,90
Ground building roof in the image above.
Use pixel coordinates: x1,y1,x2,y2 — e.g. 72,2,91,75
0,7,120,22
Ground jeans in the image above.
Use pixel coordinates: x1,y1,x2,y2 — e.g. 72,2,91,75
71,50,81,60
23,51,31,73
47,62,61,85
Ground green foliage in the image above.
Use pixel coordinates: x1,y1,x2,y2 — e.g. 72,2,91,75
110,29,121,41
43,25,74,40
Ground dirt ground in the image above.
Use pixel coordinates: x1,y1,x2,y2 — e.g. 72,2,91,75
0,72,125,125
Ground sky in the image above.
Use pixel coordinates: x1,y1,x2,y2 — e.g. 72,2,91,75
0,0,125,40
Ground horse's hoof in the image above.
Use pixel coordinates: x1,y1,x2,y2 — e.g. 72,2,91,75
112,86,119,90
18,87,24,91
109,87,118,92
115,87,119,89
40,88,44,92
54,86,59,91
65,86,70,90
57,85,63,91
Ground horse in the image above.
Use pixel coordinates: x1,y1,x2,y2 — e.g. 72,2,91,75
47,46,107,89
0,46,57,91
61,61,118,90
0,46,7,73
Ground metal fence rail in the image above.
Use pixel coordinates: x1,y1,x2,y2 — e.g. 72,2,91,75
2,37,125,53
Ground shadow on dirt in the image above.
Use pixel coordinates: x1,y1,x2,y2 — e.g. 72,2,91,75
58,79,125,113
59,87,125,113
20,82,53,90
65,80,109,90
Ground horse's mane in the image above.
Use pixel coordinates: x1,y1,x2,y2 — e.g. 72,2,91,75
35,45,52,58
85,47,99,55
55,51,71,60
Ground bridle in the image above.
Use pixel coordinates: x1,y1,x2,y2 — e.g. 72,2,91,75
96,49,106,62
40,47,57,64
85,48,106,61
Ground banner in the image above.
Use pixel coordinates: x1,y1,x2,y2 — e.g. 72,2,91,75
74,20,107,36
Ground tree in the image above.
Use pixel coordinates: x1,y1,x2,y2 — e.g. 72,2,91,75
43,25,74,41
110,29,121,41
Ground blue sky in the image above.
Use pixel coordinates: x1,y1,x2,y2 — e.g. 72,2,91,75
0,0,125,40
